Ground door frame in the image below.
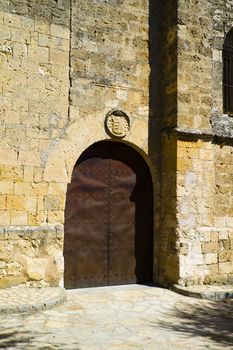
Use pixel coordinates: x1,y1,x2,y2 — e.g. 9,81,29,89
62,140,155,288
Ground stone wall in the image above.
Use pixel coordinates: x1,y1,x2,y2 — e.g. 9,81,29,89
0,225,63,287
69,0,150,137
175,0,233,286
0,0,154,287
213,144,233,284
176,137,215,285
44,0,153,184
176,136,233,286
0,0,233,288
0,1,70,286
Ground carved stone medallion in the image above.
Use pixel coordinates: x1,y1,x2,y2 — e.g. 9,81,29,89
105,110,130,138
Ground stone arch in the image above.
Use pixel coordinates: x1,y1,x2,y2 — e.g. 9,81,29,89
43,114,152,184
43,113,157,287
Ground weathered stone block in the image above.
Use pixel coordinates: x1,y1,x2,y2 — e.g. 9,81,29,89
35,20,50,35
0,195,6,210
6,195,25,210
50,48,69,66
11,28,31,44
0,181,14,195
29,45,49,63
218,250,232,263
177,158,192,171
0,211,10,225
25,196,37,211
0,239,13,261
18,151,40,167
4,110,20,124
38,33,50,47
4,12,34,30
219,262,233,274
204,253,218,265
7,261,23,276
12,98,29,113
0,276,27,288
48,182,67,195
26,257,47,281
27,211,47,226
34,167,43,183
10,211,27,226
30,183,48,196
24,167,34,182
220,239,230,250
0,149,18,166
201,241,218,254
44,195,61,211
14,183,31,196
47,211,64,224
50,36,69,51
0,23,10,40
50,24,70,40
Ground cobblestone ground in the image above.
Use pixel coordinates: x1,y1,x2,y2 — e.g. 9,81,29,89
0,285,232,350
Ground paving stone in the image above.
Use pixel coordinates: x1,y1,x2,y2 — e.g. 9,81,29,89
0,285,232,349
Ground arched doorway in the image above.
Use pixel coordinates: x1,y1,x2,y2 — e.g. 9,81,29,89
64,141,153,288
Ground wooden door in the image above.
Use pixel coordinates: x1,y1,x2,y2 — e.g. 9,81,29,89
64,141,153,288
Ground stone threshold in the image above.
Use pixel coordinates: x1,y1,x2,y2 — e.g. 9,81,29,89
171,284,233,300
0,287,66,314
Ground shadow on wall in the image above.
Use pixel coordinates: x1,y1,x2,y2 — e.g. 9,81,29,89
148,0,179,285
0,0,70,26
156,299,233,346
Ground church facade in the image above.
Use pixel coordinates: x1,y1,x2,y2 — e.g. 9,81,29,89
0,0,232,288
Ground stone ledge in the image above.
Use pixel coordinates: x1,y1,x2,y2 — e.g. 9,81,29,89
0,224,64,239
171,284,233,300
0,287,66,314
162,123,233,143
211,113,233,139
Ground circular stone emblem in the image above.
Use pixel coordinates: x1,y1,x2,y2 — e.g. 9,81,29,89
105,110,130,138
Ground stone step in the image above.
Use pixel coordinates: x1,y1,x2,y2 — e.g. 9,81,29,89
171,284,233,300
0,287,66,314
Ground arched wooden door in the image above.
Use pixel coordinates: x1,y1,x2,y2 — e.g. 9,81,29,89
64,141,153,288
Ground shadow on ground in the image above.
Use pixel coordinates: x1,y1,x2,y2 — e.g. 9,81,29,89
0,327,34,349
157,299,233,346
0,324,82,350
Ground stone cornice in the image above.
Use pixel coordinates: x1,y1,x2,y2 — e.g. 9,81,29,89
161,120,233,144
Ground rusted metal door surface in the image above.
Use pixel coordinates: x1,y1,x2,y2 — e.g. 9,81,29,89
64,141,153,288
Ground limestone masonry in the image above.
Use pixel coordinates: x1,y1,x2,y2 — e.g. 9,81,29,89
0,0,232,288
